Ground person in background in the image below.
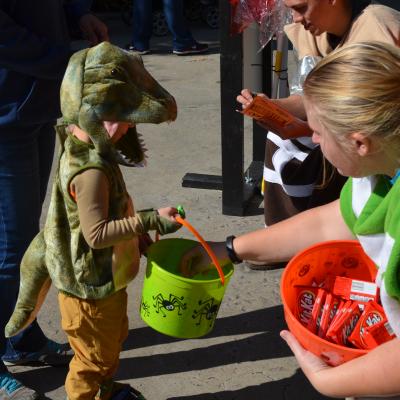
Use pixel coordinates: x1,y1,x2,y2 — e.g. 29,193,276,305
184,41,400,400
0,1,108,398
127,0,208,55
237,0,400,269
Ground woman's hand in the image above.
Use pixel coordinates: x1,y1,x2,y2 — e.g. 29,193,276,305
237,88,255,109
79,14,109,46
179,241,227,278
236,89,268,109
280,330,332,387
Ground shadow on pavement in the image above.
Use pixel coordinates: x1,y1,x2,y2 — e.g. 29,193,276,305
165,369,334,400
12,365,68,396
117,329,290,380
117,306,290,380
123,305,286,350
11,308,320,398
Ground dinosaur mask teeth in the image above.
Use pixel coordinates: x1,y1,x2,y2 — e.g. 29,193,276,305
112,126,146,168
115,149,145,167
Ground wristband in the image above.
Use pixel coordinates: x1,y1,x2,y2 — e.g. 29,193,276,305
225,235,242,264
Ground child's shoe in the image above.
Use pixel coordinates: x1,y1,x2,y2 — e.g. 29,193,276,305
172,42,209,56
0,372,39,400
2,339,73,366
125,44,151,55
111,386,146,400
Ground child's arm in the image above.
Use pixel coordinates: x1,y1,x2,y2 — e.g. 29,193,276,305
281,330,400,398
71,169,180,249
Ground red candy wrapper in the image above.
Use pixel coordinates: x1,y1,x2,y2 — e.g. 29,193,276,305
307,288,326,334
318,293,341,338
295,286,319,327
293,272,392,352
332,276,378,303
326,300,353,344
362,320,396,349
348,301,386,349
337,302,362,345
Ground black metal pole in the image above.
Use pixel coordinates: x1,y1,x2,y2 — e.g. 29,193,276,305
220,0,246,215
182,1,272,216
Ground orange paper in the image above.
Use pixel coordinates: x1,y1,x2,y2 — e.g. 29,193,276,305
241,96,312,138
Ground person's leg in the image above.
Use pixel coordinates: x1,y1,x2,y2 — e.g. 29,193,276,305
0,123,68,364
0,124,53,357
162,0,194,50
0,123,55,397
131,0,153,51
163,0,208,55
60,290,129,400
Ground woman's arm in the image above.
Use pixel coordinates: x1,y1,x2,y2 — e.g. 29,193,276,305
275,94,307,120
233,200,354,264
282,330,400,398
181,200,355,272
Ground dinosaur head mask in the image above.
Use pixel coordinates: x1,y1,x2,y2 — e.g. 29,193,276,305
60,41,177,166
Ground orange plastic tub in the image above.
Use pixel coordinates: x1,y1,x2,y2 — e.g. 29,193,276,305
281,240,377,366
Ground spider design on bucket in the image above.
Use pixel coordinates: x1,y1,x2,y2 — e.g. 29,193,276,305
192,298,220,326
152,293,187,317
141,300,150,317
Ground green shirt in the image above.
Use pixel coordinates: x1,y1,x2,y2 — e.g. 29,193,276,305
340,175,400,337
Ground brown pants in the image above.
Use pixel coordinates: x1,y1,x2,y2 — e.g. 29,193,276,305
59,289,129,400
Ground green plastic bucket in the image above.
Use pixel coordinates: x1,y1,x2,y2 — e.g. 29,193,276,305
140,238,234,339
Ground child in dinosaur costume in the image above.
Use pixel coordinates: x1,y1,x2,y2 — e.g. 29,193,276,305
5,42,181,400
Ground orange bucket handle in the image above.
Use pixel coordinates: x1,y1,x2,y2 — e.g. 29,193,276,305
174,215,225,285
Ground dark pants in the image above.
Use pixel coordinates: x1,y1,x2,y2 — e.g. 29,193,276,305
0,122,55,372
132,0,195,51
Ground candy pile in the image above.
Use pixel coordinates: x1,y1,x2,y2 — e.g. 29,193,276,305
296,275,396,350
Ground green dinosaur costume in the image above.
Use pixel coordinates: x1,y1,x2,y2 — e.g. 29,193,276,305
5,42,178,338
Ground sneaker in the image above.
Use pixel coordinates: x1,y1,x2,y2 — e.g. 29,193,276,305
2,339,73,367
125,44,151,55
173,42,209,56
112,385,146,400
0,373,39,400
244,260,287,271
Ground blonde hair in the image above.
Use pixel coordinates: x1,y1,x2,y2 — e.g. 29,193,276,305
303,41,400,149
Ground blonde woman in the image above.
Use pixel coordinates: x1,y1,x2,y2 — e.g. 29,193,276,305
183,42,400,399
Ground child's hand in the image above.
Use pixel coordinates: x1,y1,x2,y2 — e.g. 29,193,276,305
137,208,181,235
156,207,182,234
157,207,179,222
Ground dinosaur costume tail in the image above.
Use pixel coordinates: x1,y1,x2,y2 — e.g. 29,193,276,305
5,231,51,337
5,126,68,338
